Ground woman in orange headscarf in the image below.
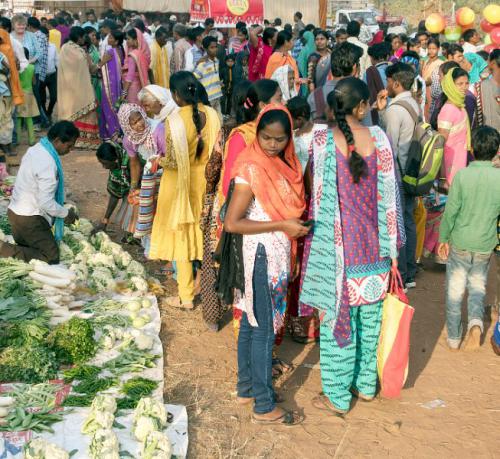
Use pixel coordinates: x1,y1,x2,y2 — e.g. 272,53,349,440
265,30,300,93
0,30,23,106
223,104,308,426
0,29,23,162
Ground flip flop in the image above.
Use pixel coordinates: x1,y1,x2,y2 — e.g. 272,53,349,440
312,394,348,417
252,410,303,426
350,388,375,402
237,392,285,406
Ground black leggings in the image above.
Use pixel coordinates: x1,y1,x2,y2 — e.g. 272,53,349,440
40,72,57,118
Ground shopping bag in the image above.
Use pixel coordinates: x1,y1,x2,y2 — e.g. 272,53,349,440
377,267,415,398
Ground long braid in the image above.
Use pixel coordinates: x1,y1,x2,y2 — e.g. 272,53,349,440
188,82,204,159
332,89,367,184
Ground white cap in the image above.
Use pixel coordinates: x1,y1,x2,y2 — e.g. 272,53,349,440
169,15,177,22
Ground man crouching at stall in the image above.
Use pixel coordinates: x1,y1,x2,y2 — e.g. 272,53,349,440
0,121,79,264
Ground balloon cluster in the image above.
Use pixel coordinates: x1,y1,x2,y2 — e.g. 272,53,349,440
424,4,499,52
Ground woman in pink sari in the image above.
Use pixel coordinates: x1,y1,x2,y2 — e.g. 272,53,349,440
123,28,150,104
248,25,277,82
437,67,470,187
424,67,470,262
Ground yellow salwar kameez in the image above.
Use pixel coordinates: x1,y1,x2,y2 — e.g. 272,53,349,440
149,104,221,302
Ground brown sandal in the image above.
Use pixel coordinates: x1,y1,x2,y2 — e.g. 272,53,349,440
312,394,348,417
350,388,375,402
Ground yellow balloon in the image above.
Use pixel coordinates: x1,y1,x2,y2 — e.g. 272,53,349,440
483,4,500,25
425,13,445,34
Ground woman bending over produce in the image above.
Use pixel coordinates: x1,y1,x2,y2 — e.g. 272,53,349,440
0,121,79,264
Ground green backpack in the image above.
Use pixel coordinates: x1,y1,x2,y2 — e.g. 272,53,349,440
393,101,445,197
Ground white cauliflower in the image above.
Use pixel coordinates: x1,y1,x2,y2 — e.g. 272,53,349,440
69,262,89,283
127,259,146,277
134,398,167,427
91,394,117,414
25,438,69,459
88,252,117,272
58,241,75,263
81,410,115,434
134,415,163,442
141,431,172,459
134,332,154,351
91,231,111,250
89,267,117,293
129,276,148,293
73,218,94,237
88,428,120,459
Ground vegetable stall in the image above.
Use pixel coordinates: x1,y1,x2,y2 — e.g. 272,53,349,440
0,186,188,459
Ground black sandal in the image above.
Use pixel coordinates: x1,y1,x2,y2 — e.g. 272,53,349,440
272,358,294,377
252,410,303,426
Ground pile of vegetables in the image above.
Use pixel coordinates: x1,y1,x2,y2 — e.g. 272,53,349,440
0,203,177,457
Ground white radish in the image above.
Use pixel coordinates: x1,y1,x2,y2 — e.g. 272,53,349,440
0,397,14,407
52,308,71,317
31,260,76,280
46,300,63,310
60,295,75,303
0,407,11,417
68,300,86,309
29,271,72,288
41,295,62,303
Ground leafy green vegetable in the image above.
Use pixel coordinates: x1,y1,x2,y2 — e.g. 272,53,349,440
0,406,65,433
47,317,97,365
0,296,47,323
103,343,159,376
0,317,50,350
0,343,58,383
73,377,117,395
63,364,101,383
0,214,11,235
122,377,158,400
62,394,95,407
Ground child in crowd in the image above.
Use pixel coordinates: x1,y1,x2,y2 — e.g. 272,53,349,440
194,36,223,120
287,96,313,172
438,126,500,351
16,48,39,146
95,140,130,233
220,54,235,116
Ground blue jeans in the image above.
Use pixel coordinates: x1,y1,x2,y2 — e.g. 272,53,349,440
446,247,491,346
237,243,276,414
398,189,417,283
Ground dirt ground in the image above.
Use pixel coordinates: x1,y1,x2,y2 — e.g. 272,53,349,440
10,144,500,458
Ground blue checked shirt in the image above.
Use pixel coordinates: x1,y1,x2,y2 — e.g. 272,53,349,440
33,30,48,81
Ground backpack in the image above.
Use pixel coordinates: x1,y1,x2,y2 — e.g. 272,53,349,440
392,100,445,197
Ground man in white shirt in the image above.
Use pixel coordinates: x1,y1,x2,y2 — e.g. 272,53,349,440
346,20,370,79
98,19,117,57
462,28,481,54
0,121,79,264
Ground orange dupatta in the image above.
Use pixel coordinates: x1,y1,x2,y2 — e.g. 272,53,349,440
265,51,300,92
0,30,24,106
231,104,306,224
128,28,151,88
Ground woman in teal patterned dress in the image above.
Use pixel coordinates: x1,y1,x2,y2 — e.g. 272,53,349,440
300,78,404,415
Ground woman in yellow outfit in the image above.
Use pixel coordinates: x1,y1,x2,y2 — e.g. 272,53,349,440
149,71,221,308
